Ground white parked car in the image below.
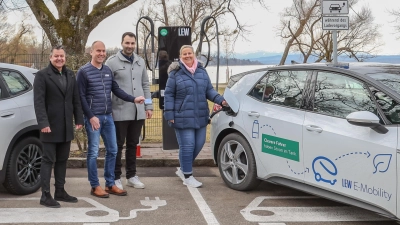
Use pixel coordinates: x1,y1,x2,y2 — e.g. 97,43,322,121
210,62,400,220
0,63,42,195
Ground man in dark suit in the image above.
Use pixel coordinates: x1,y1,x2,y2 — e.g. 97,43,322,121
33,45,84,208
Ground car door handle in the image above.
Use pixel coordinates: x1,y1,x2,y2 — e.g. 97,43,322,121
1,112,14,118
247,111,260,118
305,125,323,133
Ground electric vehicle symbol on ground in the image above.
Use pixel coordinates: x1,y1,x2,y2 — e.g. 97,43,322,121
312,156,338,185
0,197,166,224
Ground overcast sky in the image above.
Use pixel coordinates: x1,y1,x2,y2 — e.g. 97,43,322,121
7,0,400,55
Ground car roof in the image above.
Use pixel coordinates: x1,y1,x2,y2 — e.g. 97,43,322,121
0,63,38,75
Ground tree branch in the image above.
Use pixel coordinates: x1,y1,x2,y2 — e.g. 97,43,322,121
88,0,138,32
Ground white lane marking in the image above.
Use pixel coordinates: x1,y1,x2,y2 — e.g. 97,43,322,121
178,167,219,225
241,196,391,222
259,223,286,225
83,224,110,225
187,186,220,225
0,197,119,223
0,196,166,223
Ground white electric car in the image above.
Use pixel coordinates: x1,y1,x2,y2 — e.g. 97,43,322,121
210,62,400,220
0,63,42,195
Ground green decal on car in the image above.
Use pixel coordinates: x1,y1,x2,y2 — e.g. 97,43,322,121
262,134,299,161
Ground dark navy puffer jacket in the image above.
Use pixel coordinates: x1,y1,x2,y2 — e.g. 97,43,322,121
163,61,224,129
76,62,135,119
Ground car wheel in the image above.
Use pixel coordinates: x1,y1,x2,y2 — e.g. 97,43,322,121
217,133,260,191
3,137,42,195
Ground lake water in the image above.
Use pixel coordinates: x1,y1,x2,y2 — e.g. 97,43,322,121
206,65,270,84
148,65,270,85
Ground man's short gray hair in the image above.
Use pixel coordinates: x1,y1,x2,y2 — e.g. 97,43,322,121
49,45,65,57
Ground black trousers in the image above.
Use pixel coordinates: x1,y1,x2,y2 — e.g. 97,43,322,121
114,120,144,180
40,141,71,192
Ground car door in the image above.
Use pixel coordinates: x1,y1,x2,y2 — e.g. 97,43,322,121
241,69,310,181
0,70,22,170
303,71,397,215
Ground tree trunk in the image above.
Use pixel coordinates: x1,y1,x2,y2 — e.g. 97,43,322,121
26,0,138,55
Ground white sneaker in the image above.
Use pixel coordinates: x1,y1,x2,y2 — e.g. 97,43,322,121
127,176,145,189
183,176,202,188
115,179,123,190
175,168,184,181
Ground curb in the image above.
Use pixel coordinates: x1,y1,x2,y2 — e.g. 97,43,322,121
67,158,216,168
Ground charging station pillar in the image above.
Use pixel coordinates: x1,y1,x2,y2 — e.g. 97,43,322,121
158,26,191,150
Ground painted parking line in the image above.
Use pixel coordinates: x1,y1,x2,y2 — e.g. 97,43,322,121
177,167,220,225
259,223,286,225
241,196,390,223
0,196,166,224
83,224,110,225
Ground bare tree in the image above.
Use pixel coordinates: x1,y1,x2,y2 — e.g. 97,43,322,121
0,5,13,52
137,0,267,56
388,7,400,39
278,0,381,65
1,0,140,55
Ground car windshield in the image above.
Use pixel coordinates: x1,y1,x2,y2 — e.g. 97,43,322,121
366,73,400,94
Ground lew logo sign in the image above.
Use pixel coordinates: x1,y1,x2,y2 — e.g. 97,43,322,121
178,27,190,36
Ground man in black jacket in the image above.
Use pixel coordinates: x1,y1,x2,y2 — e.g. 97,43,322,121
33,45,84,208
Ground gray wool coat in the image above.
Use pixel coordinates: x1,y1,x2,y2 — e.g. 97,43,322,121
105,51,153,121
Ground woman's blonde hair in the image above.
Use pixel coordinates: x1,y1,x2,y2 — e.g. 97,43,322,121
179,45,194,56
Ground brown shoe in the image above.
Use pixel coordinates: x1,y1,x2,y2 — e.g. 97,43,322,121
90,186,109,198
105,185,127,196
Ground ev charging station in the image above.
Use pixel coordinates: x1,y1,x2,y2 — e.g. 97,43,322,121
158,26,191,150
136,16,219,151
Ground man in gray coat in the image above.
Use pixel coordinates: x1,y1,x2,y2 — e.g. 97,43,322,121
105,32,153,189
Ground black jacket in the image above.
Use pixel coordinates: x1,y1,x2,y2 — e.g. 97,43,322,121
33,63,84,142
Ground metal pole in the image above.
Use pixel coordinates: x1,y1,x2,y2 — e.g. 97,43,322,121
332,30,338,65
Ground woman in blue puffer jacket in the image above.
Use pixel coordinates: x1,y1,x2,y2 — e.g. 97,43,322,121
164,45,227,188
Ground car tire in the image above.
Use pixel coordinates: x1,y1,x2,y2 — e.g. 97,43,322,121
217,133,260,191
3,137,42,195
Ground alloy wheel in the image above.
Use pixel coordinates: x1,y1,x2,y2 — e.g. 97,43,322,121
219,140,249,185
17,144,41,187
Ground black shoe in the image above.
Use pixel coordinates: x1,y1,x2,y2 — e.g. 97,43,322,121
54,188,78,203
40,191,61,208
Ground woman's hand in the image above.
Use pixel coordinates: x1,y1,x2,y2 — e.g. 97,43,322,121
221,100,228,106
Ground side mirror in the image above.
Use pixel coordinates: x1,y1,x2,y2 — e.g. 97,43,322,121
346,111,388,134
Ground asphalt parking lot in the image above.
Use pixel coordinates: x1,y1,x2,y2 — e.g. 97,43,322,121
0,167,398,225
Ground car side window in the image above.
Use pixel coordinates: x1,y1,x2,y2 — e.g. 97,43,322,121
249,76,269,101
249,70,308,108
369,87,400,124
314,72,377,118
0,70,30,96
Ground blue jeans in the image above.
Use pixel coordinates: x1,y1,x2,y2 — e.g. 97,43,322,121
84,114,117,188
174,126,207,174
